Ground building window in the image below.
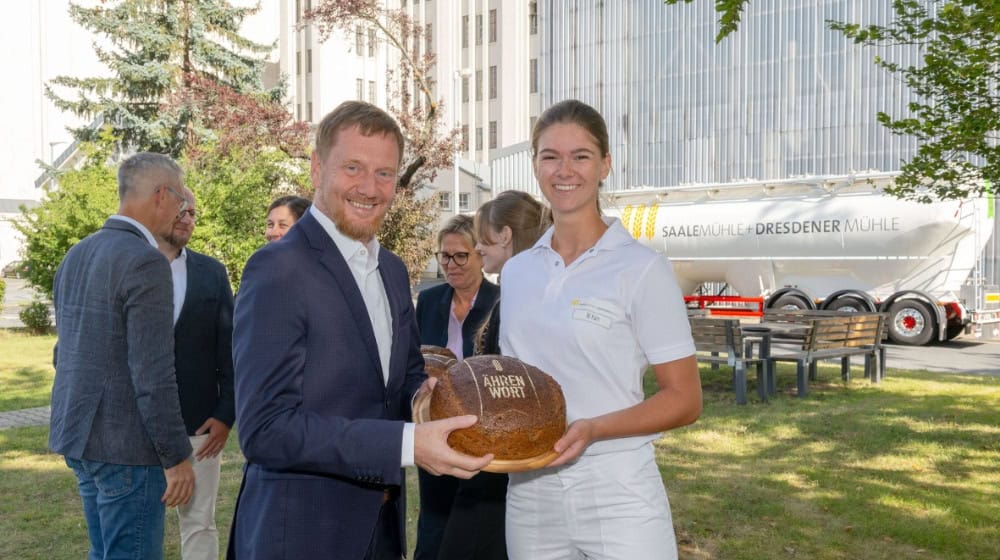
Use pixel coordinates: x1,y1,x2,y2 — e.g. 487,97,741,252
355,26,364,54
356,78,364,101
307,102,313,122
462,76,469,102
530,58,538,93
489,65,497,99
461,126,469,151
368,80,376,104
368,28,377,57
425,23,432,54
489,120,497,149
438,192,451,211
462,15,469,48
476,13,482,45
476,127,483,151
530,116,537,132
459,193,470,211
529,2,538,35
401,0,406,6
307,49,313,74
296,0,301,23
296,105,301,120
296,52,302,76
475,69,482,101
489,9,497,43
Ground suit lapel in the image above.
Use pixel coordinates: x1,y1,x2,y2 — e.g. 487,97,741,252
300,213,385,379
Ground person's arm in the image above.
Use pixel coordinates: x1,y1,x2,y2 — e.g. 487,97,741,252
547,356,701,467
196,263,235,460
121,250,194,503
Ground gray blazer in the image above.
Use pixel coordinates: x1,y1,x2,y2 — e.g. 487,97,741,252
49,218,192,468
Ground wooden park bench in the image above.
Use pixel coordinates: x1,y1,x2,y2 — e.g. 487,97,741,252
761,310,888,397
689,317,770,404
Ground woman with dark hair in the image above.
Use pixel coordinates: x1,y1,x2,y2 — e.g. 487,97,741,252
264,195,311,243
499,100,702,559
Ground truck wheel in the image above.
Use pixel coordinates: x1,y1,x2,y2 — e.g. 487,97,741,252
826,295,866,313
772,294,810,311
887,300,935,346
945,321,965,341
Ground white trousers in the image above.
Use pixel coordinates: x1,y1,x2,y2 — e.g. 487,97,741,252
506,443,677,560
176,434,222,560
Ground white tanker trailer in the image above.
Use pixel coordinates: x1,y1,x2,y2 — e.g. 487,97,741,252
603,173,998,346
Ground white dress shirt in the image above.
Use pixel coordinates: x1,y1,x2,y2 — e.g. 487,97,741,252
308,205,415,467
169,248,188,324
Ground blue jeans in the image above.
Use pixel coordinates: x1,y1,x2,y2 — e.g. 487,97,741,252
65,458,167,560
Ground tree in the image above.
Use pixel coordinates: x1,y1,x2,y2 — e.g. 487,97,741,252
829,0,999,201
307,0,456,283
13,135,120,299
666,0,999,201
184,146,311,289
46,0,276,156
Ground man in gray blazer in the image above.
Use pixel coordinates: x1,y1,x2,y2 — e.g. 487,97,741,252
158,187,235,560
50,152,196,560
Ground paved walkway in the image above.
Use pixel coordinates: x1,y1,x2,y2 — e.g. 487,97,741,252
0,406,50,430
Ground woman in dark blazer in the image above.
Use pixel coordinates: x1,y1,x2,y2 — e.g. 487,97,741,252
414,214,499,560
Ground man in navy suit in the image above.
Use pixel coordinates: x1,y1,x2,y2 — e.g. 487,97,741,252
229,101,493,560
50,152,195,560
158,187,235,560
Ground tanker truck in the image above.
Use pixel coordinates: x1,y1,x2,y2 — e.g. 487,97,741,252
602,172,999,346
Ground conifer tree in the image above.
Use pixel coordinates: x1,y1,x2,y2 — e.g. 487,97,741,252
46,0,276,156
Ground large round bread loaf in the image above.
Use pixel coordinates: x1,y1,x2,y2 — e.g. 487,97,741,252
429,355,566,460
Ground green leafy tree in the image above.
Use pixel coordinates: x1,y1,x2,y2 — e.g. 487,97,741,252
46,0,276,156
307,0,452,283
13,138,120,299
830,0,999,201
185,147,311,290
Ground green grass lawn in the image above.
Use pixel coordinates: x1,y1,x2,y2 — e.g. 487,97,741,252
0,330,57,412
2,332,998,559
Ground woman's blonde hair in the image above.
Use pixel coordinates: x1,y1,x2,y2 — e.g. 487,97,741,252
474,190,550,254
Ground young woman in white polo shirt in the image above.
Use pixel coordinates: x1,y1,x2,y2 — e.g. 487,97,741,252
499,99,702,560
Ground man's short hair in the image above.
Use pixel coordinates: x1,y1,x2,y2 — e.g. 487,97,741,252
314,101,405,164
117,152,183,201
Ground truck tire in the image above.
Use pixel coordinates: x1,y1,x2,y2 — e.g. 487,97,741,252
887,300,935,346
825,295,866,313
945,321,965,341
772,293,810,311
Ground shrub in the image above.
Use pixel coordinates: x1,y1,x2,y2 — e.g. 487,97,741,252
20,299,52,335
0,278,5,307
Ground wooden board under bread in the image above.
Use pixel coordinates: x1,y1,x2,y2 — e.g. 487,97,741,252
412,391,560,473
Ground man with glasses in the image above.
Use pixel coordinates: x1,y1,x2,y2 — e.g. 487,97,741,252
158,187,235,560
50,152,195,560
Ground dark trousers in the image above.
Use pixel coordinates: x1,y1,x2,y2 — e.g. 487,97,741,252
414,469,460,560
438,472,509,560
366,490,403,560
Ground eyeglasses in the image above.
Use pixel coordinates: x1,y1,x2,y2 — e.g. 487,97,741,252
163,185,190,219
435,251,470,266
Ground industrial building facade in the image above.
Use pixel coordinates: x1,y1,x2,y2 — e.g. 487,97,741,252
495,0,925,193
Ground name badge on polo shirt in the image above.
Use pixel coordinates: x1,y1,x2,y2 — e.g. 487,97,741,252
570,298,618,329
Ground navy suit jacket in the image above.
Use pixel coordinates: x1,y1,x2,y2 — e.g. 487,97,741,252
174,249,235,435
229,211,426,559
415,280,499,358
50,218,191,468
